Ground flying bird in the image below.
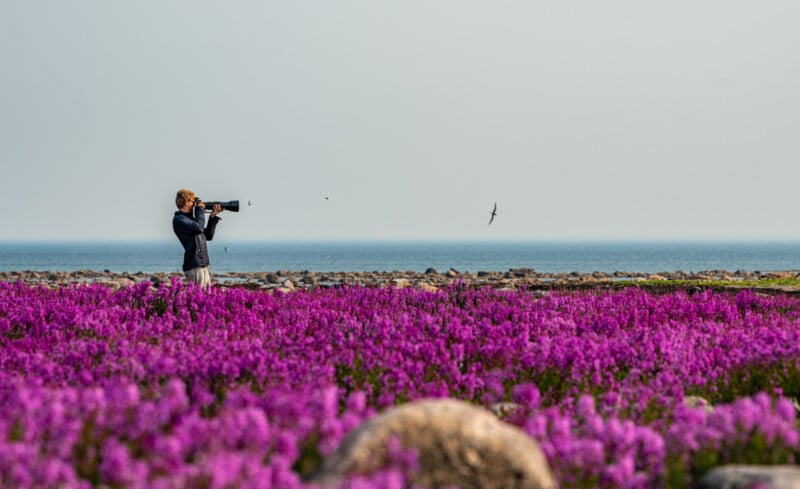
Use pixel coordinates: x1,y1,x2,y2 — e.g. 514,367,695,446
488,202,497,225
248,200,252,206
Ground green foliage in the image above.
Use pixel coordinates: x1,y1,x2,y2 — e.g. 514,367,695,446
71,416,103,486
292,431,323,478
2,324,26,340
615,277,800,289
698,360,800,404
7,420,23,442
665,432,797,488
149,297,168,317
335,357,387,404
532,366,572,403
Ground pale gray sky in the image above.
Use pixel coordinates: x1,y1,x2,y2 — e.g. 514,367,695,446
1,1,798,242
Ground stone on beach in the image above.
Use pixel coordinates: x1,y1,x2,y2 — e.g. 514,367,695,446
3,269,800,297
697,464,800,489
391,278,412,288
416,281,439,292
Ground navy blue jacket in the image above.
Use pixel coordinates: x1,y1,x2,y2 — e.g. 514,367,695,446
173,207,221,272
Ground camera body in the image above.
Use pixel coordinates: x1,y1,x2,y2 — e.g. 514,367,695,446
196,199,240,213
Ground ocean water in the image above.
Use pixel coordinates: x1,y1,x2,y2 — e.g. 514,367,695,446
0,241,799,274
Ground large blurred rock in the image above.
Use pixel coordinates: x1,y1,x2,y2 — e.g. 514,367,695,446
308,398,556,489
697,465,800,489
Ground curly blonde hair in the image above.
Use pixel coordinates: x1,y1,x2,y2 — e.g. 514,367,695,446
175,189,196,209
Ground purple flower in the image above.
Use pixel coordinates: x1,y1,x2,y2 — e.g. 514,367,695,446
511,383,541,409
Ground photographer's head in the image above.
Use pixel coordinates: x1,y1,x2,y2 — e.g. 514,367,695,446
175,189,196,212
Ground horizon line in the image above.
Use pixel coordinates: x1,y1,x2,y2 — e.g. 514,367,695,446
3,237,800,244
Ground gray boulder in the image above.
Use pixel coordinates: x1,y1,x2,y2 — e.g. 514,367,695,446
697,465,800,489
308,398,556,489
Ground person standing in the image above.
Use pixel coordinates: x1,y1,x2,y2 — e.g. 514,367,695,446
172,189,223,288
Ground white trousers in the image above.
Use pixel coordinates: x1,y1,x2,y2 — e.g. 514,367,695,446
185,266,212,288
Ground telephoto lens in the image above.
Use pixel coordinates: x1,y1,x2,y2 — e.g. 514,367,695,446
198,200,240,212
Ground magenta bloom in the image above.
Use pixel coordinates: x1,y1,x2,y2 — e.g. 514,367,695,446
2,281,800,487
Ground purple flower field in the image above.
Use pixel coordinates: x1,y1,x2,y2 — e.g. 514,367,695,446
1,279,800,488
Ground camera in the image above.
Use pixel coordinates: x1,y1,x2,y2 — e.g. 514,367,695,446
195,199,240,212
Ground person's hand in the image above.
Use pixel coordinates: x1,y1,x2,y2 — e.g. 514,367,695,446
210,204,223,218
195,200,205,209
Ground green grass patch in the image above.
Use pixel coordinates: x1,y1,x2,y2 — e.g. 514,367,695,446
615,277,800,289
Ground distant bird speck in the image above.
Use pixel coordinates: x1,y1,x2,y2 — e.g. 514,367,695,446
248,200,252,206
224,246,229,253
324,196,330,200
488,202,497,225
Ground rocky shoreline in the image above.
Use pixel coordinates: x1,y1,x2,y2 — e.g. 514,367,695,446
3,268,800,294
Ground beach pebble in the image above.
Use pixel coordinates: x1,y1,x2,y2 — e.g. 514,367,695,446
392,278,411,288
696,464,800,489
415,281,439,293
